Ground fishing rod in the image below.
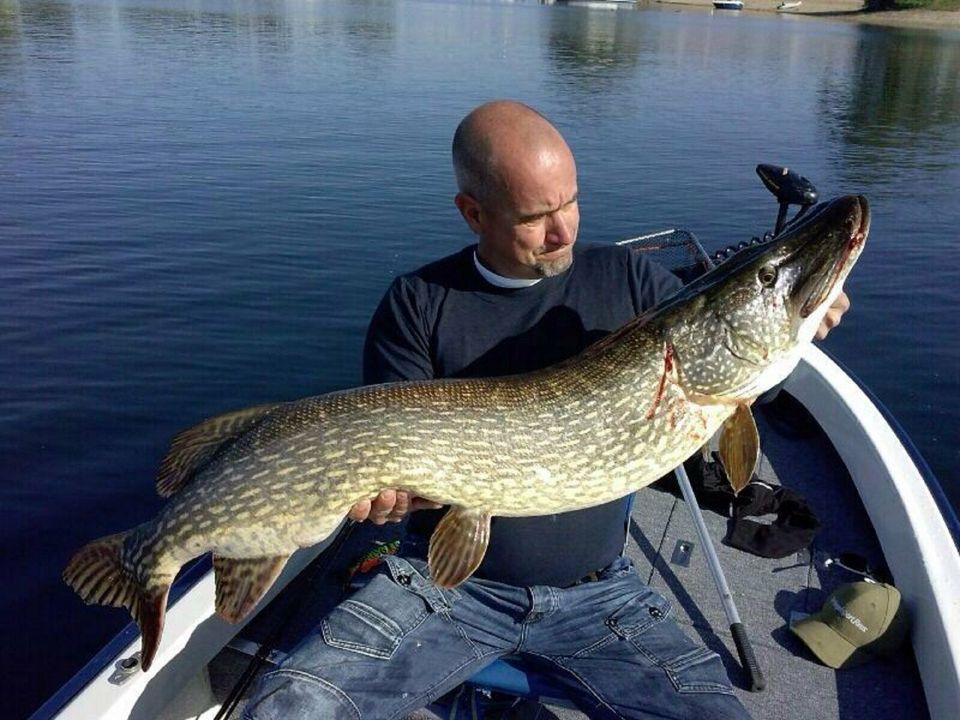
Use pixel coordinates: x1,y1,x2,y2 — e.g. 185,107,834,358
674,463,766,692
685,164,819,691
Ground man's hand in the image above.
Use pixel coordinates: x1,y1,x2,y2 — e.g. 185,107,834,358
815,290,849,340
348,489,443,525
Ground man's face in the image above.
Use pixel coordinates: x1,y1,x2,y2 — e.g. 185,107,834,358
471,145,580,279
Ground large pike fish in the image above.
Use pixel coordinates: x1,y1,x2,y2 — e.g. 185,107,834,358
64,195,869,670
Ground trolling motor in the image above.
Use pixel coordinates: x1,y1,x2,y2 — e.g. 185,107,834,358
709,164,820,266
756,164,819,236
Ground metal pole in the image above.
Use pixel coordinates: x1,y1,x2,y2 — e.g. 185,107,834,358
674,464,765,692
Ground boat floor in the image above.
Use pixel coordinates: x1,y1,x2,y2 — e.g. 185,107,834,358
206,391,929,719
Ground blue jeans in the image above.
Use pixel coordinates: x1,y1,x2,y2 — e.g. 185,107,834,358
241,555,750,720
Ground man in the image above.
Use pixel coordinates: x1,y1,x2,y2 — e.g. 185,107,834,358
243,101,848,720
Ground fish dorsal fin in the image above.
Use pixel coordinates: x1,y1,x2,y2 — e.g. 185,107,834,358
212,554,289,623
718,403,760,495
156,403,280,497
428,506,491,588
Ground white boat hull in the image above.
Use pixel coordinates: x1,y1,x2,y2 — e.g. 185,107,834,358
787,345,960,720
713,1,744,9
42,538,336,720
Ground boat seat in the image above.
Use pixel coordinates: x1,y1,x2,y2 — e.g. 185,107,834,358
466,655,576,708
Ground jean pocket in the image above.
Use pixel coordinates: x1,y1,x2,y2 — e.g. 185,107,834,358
662,646,734,695
606,589,734,695
321,571,430,659
605,587,672,639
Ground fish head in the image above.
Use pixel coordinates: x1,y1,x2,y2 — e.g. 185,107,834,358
669,195,869,401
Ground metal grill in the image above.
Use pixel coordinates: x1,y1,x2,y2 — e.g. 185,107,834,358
615,228,713,277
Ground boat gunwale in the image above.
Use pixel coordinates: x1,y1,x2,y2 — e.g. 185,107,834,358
787,344,960,720
27,557,212,720
814,346,960,551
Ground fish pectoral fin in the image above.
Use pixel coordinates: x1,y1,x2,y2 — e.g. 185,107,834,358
427,506,491,588
156,403,280,497
718,403,760,495
213,554,290,623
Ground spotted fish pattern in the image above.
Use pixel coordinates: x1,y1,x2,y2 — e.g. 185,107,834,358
63,196,869,671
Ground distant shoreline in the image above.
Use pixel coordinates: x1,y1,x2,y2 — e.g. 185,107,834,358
654,0,960,30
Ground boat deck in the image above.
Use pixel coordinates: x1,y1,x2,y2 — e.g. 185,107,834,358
208,391,929,719
624,395,927,720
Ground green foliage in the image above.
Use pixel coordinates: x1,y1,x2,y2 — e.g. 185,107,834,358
866,0,960,8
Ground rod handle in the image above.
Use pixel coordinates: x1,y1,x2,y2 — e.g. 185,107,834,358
731,622,765,692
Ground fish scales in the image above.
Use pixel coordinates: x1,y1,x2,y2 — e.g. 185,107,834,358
123,316,723,593
64,195,869,670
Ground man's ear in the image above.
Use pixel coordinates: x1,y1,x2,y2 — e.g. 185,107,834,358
455,192,483,235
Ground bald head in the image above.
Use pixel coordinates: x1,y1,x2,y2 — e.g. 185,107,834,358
452,101,573,209
451,101,580,279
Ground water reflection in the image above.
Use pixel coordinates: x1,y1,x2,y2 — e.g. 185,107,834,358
0,1,19,41
339,0,395,47
546,8,648,91
0,1,21,87
820,26,960,172
115,1,294,52
3,5,960,717
18,0,75,41
6,0,399,58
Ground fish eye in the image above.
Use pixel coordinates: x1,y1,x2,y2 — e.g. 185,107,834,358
758,264,778,287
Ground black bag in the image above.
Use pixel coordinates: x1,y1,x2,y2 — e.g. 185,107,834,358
657,454,820,559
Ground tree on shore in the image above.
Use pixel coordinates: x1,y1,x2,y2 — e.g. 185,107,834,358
866,0,960,9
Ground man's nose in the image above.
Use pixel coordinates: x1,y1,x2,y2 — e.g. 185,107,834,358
546,210,574,246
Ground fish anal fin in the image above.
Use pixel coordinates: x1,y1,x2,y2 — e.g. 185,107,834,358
718,403,760,495
62,528,171,672
213,554,289,624
156,403,280,497
427,506,491,588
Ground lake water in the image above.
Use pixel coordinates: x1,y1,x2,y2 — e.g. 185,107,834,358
2,0,958,715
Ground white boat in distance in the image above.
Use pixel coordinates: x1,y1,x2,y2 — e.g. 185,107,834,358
30,170,960,720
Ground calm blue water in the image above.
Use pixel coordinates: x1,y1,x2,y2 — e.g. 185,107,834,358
2,0,958,715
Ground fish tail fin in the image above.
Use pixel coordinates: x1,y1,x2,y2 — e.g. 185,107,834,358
63,530,170,671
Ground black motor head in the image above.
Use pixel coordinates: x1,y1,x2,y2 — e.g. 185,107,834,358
756,164,818,206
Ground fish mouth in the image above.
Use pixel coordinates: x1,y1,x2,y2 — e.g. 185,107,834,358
798,195,870,318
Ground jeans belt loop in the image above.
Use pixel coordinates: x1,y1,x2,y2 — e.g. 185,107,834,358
384,555,451,613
